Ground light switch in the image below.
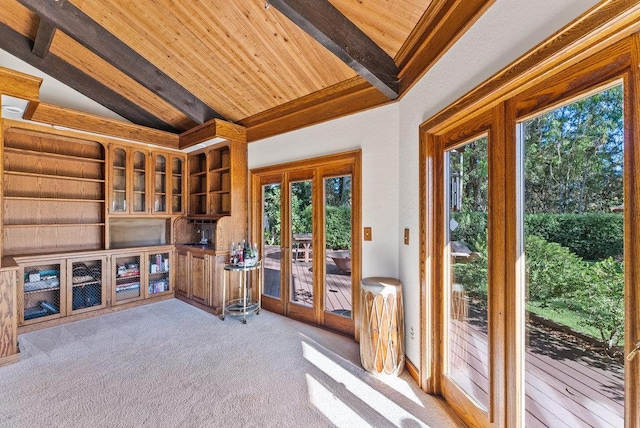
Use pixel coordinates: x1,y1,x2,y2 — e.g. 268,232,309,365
364,227,372,241
404,228,410,245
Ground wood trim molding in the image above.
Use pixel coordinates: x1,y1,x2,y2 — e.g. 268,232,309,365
24,102,179,148
17,0,223,125
421,0,640,135
405,356,420,385
268,0,398,99
242,77,390,142
0,65,41,101
396,0,495,94
179,119,247,148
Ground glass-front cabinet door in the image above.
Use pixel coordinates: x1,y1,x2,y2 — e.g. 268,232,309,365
171,156,184,214
111,147,127,213
153,154,167,213
132,150,147,213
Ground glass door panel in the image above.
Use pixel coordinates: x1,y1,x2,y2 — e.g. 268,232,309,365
172,157,183,213
111,148,126,212
445,136,490,411
520,85,624,426
262,183,282,299
132,150,146,212
154,154,167,213
290,179,313,308
324,175,352,318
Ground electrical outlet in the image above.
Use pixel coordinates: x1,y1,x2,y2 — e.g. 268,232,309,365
404,228,410,245
364,227,372,241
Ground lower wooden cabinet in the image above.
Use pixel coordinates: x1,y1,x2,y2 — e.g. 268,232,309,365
67,256,107,315
190,253,210,305
19,258,66,325
175,249,211,306
16,246,174,326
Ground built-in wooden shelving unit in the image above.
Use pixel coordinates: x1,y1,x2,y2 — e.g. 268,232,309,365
3,128,105,255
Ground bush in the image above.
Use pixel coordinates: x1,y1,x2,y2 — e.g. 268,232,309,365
451,211,623,261
525,213,623,260
571,258,625,349
525,235,586,303
325,206,351,249
453,252,488,301
450,211,488,252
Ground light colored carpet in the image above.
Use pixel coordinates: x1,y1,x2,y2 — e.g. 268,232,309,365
0,299,459,427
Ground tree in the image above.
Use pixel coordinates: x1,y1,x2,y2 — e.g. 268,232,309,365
523,85,623,214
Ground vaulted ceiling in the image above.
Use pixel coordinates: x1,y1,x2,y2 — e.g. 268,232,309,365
0,0,494,145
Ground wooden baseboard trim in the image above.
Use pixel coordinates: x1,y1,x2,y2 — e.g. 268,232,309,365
405,356,420,386
175,294,221,316
17,294,174,334
0,351,20,368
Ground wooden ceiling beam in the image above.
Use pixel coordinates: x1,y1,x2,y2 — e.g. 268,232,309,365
18,0,224,125
180,119,247,149
0,22,180,133
31,17,56,59
267,0,399,100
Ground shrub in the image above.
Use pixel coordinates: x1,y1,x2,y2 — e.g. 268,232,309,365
453,251,488,302
525,213,623,260
450,211,488,252
524,235,586,304
325,206,351,249
571,257,625,349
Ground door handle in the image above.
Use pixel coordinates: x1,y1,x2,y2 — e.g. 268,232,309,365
626,341,640,361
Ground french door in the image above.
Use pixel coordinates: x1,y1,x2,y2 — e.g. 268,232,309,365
423,40,640,427
252,151,361,336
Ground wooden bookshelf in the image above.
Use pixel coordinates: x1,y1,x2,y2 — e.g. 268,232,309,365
3,129,106,255
187,142,243,218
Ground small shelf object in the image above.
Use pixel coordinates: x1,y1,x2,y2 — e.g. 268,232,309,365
21,261,65,324
147,251,171,297
221,260,262,324
67,257,107,314
112,254,143,304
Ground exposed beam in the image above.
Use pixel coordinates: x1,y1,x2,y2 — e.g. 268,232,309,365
268,0,399,100
18,0,224,124
0,22,180,133
25,102,180,148
180,119,247,149
32,17,56,59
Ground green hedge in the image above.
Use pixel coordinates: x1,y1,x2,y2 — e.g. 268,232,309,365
525,213,623,260
451,211,623,260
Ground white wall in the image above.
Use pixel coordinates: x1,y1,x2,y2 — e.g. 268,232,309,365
249,104,401,278
250,0,600,365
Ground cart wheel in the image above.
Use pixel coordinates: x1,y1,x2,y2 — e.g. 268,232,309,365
256,309,261,315
242,319,247,324
220,315,225,321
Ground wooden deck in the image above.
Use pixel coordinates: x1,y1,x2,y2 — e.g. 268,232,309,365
263,246,352,315
451,304,624,427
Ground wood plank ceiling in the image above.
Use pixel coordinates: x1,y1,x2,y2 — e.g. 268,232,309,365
0,0,495,145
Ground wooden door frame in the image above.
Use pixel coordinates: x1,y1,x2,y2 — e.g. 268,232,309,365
250,150,362,338
420,33,640,427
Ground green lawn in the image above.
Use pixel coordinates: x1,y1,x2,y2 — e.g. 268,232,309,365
526,300,602,340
